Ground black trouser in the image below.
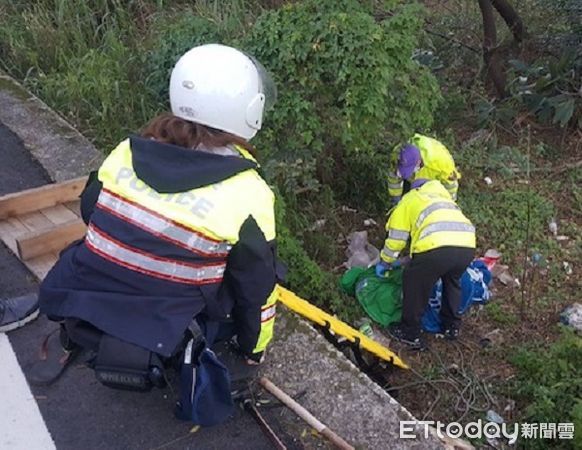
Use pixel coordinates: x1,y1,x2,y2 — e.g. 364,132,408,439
402,246,475,335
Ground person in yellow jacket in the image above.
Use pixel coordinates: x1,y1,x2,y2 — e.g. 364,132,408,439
39,45,284,409
387,134,460,205
377,145,475,349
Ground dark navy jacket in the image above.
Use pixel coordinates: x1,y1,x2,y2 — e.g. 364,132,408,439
39,137,282,357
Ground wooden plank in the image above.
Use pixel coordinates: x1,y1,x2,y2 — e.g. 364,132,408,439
63,200,82,217
25,253,58,280
17,219,86,260
18,211,53,233
40,204,78,225
0,176,87,220
0,217,29,254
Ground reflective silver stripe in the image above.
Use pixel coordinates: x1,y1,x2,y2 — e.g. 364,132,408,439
416,202,460,229
261,305,276,322
419,221,475,240
98,189,230,257
381,246,400,259
388,229,410,241
388,182,403,190
86,225,225,285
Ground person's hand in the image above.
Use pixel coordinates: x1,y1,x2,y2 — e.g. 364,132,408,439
246,352,265,366
375,261,392,277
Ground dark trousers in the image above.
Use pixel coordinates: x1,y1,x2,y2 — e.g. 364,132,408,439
402,246,474,334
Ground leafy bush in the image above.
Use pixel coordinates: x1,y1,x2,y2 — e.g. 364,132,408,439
510,330,582,449
145,13,227,110
242,0,441,202
507,49,581,128
275,191,361,319
475,48,581,130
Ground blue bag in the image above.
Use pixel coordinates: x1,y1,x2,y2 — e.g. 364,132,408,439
175,321,234,426
422,260,492,333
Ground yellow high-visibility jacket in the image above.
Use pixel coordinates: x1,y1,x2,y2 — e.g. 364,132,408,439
381,180,475,263
40,136,279,358
388,134,461,203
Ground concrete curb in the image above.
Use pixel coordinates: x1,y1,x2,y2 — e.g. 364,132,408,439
0,70,103,182
262,311,445,449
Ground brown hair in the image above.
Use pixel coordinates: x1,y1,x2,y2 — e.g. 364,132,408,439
141,113,256,156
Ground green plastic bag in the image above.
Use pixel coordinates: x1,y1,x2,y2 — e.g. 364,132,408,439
340,266,403,327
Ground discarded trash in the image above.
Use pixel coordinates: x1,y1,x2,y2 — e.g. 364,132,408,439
555,235,570,241
341,205,357,213
484,176,493,185
345,231,380,268
563,261,573,275
486,409,505,424
504,400,516,414
497,270,518,287
487,254,519,288
363,218,377,227
309,219,326,231
548,218,558,236
358,319,374,338
560,303,582,332
480,328,504,348
531,252,542,265
482,249,502,270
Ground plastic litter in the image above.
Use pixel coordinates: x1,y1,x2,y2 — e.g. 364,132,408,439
560,303,582,332
486,410,505,424
309,219,326,231
357,319,374,338
363,218,377,227
548,218,558,236
344,231,380,269
484,176,493,185
479,329,504,348
487,251,519,288
563,261,573,275
482,249,501,270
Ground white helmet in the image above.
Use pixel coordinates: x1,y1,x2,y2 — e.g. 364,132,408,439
169,44,275,140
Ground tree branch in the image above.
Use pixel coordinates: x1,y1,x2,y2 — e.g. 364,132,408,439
490,0,525,42
425,28,480,53
478,0,508,98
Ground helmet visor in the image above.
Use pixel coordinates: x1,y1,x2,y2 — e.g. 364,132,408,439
249,55,277,111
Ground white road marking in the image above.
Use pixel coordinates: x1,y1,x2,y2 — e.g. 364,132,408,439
0,333,56,450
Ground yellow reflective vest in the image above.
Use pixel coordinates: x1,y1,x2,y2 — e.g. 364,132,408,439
96,139,277,354
388,134,461,202
381,180,475,263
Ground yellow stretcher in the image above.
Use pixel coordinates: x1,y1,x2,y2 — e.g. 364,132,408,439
276,285,408,369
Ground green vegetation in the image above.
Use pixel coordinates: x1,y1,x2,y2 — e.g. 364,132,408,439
511,330,582,449
0,0,580,446
0,0,439,315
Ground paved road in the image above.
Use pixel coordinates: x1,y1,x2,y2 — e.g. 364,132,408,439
1,123,292,450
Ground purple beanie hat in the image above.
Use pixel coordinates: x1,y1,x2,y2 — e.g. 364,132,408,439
397,144,422,180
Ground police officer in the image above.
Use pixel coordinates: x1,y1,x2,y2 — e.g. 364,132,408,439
39,44,281,371
387,134,460,205
377,145,475,348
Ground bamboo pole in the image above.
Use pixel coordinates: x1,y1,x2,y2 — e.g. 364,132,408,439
259,377,354,450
